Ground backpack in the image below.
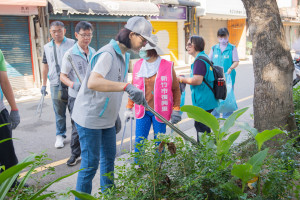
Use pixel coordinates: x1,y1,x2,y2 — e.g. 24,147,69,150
196,55,227,100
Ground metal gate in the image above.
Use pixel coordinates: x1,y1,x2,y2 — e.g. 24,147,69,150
0,15,33,90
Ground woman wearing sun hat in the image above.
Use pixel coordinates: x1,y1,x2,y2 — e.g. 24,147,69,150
124,34,181,159
71,16,156,196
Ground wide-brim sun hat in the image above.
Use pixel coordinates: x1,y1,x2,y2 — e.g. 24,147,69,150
141,34,164,55
125,16,156,47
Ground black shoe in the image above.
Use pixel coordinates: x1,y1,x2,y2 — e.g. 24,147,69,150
66,155,81,166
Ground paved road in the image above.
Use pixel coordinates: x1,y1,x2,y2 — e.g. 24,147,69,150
12,62,254,186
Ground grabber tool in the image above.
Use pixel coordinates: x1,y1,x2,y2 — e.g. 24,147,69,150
36,94,45,118
144,104,198,145
119,117,134,156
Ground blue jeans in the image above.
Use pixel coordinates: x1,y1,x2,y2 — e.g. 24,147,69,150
135,111,166,153
50,85,67,137
75,123,116,197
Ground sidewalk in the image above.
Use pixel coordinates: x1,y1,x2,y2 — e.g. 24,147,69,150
47,107,254,198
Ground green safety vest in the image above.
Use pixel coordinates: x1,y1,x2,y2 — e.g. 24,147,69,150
212,43,236,85
190,51,219,111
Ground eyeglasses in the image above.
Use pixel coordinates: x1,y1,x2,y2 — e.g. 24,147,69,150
186,43,193,48
136,34,148,44
78,33,93,38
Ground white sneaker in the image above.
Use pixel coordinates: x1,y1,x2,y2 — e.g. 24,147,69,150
55,135,65,148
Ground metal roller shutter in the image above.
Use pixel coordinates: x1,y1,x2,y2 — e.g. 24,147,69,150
53,21,127,54
97,22,138,58
150,21,178,65
0,16,33,90
54,21,98,50
50,20,139,58
98,22,120,48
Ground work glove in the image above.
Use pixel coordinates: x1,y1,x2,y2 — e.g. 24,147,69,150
41,86,48,96
125,84,147,106
115,114,121,134
72,82,81,92
179,75,186,94
124,108,134,122
10,110,20,129
171,110,181,124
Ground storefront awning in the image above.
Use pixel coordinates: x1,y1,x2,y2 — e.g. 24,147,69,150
178,0,200,7
49,0,160,16
152,0,200,7
0,0,47,6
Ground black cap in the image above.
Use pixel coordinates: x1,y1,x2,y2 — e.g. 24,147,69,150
217,28,229,37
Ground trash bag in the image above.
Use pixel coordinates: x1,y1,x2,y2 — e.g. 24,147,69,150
215,74,238,113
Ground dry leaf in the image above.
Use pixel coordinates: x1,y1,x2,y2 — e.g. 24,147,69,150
167,142,176,155
158,141,165,153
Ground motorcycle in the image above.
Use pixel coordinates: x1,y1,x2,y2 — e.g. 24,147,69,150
293,53,300,86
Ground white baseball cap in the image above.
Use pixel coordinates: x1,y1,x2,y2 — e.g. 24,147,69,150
141,34,164,55
125,17,156,47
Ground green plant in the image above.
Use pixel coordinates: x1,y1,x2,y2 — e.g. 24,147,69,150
0,138,81,200
293,85,300,130
70,107,299,200
231,148,269,192
181,105,248,161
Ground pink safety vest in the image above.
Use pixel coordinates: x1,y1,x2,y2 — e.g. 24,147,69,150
133,58,173,122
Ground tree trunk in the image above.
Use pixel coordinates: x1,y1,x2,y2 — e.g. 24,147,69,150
241,0,297,132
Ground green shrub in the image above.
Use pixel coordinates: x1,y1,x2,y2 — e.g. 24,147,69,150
0,136,80,200
293,85,300,131
71,107,298,200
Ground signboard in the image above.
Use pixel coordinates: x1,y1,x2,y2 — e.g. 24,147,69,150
0,5,38,16
205,0,246,17
229,9,246,16
151,5,187,20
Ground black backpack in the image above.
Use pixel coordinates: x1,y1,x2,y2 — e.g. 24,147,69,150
197,56,227,100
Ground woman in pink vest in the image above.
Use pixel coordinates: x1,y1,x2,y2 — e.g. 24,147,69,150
124,35,181,158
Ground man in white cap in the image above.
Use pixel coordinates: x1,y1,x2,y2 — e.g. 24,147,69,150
72,16,155,196
125,34,182,163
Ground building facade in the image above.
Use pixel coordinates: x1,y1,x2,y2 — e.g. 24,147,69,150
278,0,300,52
0,0,201,90
0,0,47,90
196,0,247,59
49,0,200,67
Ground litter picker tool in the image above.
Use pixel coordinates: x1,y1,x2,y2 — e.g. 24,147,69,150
119,117,134,156
144,104,198,145
67,54,82,84
36,94,45,118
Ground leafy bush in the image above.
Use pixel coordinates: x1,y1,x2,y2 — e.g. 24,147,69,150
72,106,299,200
293,85,300,131
0,136,80,200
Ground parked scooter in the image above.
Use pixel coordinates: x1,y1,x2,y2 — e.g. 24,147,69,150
293,57,300,86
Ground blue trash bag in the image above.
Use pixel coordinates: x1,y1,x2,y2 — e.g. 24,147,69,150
215,74,238,113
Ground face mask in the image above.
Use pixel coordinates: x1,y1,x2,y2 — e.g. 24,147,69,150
139,50,150,60
219,38,228,45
